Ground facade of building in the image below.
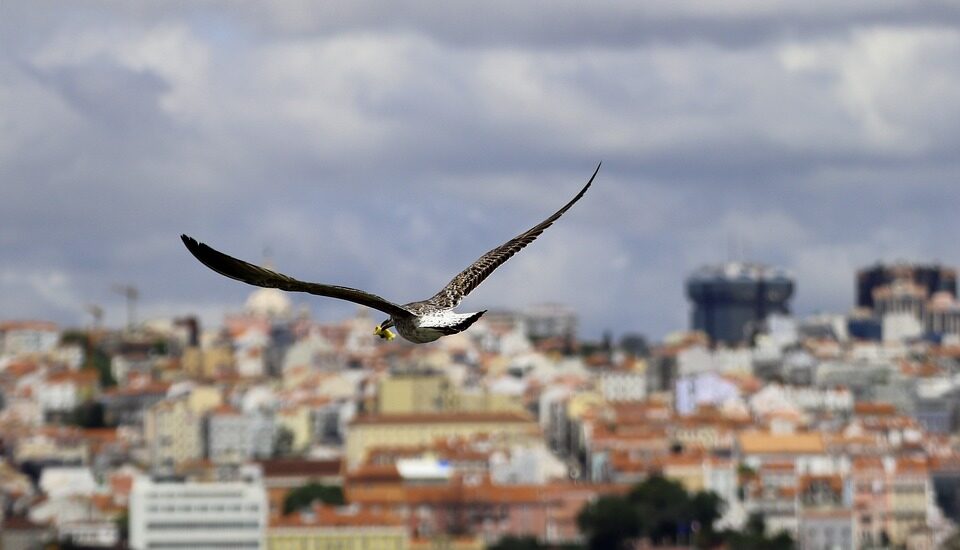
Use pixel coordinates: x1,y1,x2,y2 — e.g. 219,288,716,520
378,370,454,414
0,321,59,357
144,396,204,469
856,263,956,310
599,371,647,402
0,516,54,550
523,303,578,343
799,510,856,550
129,475,268,550
267,505,407,550
345,413,540,469
206,407,276,464
686,262,794,345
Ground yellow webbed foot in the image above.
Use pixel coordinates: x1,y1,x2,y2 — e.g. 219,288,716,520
374,326,396,341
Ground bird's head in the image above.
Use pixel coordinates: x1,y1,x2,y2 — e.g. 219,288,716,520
374,319,396,341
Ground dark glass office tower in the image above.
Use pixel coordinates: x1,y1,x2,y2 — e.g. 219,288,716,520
686,262,794,345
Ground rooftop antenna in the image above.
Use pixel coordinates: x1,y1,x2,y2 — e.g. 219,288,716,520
112,284,139,331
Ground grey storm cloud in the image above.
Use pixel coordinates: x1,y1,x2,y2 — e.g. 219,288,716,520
2,1,960,338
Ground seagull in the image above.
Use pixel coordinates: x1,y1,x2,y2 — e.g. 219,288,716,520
181,163,600,344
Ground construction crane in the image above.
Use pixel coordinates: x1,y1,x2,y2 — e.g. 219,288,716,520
84,304,103,330
112,284,139,331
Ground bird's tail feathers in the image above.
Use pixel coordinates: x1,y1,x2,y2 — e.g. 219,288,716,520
439,310,487,335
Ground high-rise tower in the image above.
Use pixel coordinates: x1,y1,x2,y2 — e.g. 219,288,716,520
686,262,794,345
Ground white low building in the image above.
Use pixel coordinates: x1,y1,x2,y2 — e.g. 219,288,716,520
130,475,267,550
599,371,647,402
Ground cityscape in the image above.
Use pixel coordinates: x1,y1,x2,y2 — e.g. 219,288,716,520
4,3,960,550
2,260,960,549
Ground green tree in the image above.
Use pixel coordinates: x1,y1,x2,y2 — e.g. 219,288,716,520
272,426,295,457
282,483,345,515
690,490,725,547
721,512,794,550
577,495,642,550
69,401,107,428
115,510,129,544
576,475,728,548
61,331,115,387
629,474,693,543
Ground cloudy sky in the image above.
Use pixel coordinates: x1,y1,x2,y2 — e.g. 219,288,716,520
2,2,960,339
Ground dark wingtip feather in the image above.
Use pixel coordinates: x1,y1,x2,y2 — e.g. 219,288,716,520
181,234,199,251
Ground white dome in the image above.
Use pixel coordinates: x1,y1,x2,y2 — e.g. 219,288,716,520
245,287,292,318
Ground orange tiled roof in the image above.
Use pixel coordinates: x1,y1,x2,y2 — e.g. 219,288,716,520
259,458,342,478
46,370,99,385
851,457,884,471
210,404,241,416
896,457,928,473
0,321,58,332
759,462,796,472
347,464,402,483
854,402,897,416
738,431,826,455
269,505,403,528
3,361,40,377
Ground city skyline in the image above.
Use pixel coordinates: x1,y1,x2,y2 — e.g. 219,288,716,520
3,2,960,338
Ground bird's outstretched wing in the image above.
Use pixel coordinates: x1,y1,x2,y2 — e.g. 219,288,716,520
181,235,413,318
426,163,600,310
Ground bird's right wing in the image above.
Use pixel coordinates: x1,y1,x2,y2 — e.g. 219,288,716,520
181,235,413,318
426,163,600,310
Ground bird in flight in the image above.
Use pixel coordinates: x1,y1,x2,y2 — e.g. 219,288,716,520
181,163,600,343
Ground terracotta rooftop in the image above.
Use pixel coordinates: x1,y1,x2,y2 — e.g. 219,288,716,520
258,458,342,478
854,402,897,416
0,320,58,332
2,515,49,530
210,404,241,416
738,431,826,455
46,370,99,385
270,505,403,528
346,464,402,483
896,458,929,473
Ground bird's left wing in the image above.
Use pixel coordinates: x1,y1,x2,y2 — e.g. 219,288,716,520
426,163,600,310
181,235,413,318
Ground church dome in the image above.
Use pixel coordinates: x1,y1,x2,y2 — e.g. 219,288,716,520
245,287,292,319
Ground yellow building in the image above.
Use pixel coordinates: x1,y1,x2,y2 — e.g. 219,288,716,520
887,458,930,545
181,345,235,378
268,505,407,550
276,404,313,452
409,537,484,550
345,412,540,469
662,455,707,493
377,371,522,415
188,385,224,413
144,389,221,468
378,371,455,414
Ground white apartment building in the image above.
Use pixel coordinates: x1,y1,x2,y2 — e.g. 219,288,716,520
599,371,647,402
130,475,267,550
0,321,59,357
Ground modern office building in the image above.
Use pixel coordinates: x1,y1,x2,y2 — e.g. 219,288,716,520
856,263,956,310
129,474,267,549
523,303,578,343
686,262,794,345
